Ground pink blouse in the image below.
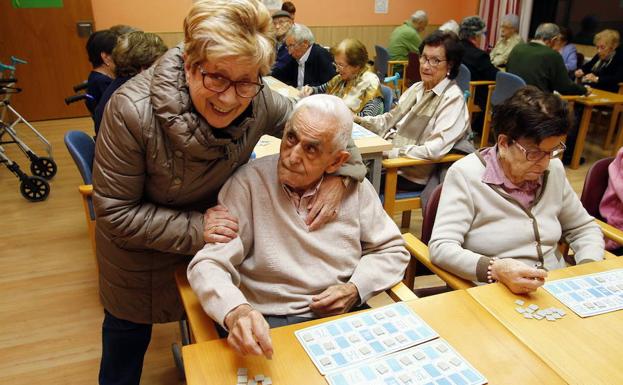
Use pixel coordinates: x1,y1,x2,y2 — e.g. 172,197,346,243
599,147,623,250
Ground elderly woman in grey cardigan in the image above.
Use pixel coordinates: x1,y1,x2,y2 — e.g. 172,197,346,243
429,86,604,294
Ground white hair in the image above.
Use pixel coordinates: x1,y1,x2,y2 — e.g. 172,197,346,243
535,23,560,41
286,23,315,44
439,20,460,35
289,94,352,151
500,14,520,30
411,10,428,23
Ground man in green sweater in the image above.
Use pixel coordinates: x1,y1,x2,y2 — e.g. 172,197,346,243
388,10,428,61
507,23,587,95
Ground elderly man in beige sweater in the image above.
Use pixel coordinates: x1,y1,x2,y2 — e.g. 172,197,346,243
188,94,410,358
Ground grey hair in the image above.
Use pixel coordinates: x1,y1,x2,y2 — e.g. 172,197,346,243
535,23,560,41
289,94,352,151
286,23,315,44
500,14,519,30
411,10,428,23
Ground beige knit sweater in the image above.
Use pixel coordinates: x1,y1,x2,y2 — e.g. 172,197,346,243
188,155,409,326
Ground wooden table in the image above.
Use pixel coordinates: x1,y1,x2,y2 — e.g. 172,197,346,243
468,258,623,385
257,76,392,192
183,290,565,385
563,88,623,169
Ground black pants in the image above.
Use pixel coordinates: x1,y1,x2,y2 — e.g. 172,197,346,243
99,310,152,385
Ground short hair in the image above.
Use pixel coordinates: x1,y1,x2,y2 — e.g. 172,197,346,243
420,30,464,79
459,16,486,40
500,14,519,30
183,0,275,75
109,24,140,36
86,30,118,68
332,38,368,68
112,31,168,78
492,86,572,143
534,23,560,41
286,23,315,44
594,29,620,49
439,20,460,35
411,10,428,24
558,26,573,43
289,94,353,151
281,1,296,16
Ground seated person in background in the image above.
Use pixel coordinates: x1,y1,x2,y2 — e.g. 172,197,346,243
600,146,623,255
429,86,604,294
575,29,623,93
489,14,523,68
85,30,118,117
388,10,428,61
188,94,410,357
555,26,578,74
93,31,167,135
439,20,460,35
271,23,336,89
507,23,587,96
300,38,383,116
271,10,294,74
108,24,139,36
355,30,473,192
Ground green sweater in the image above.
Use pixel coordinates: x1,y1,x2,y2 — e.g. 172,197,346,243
507,42,586,95
388,21,421,61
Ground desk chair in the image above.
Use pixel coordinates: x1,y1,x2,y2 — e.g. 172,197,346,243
402,184,474,290
580,157,623,247
375,45,407,91
64,131,96,254
381,84,393,113
175,262,417,344
455,64,471,95
382,154,464,228
480,71,526,147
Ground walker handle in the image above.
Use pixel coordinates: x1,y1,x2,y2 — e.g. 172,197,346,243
11,56,27,65
0,63,16,71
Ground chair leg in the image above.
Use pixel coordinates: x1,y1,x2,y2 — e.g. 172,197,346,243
403,256,416,290
604,106,621,150
401,211,412,229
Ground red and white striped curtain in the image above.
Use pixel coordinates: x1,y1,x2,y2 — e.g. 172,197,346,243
479,0,522,50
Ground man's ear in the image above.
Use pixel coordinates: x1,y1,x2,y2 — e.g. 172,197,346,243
325,150,351,174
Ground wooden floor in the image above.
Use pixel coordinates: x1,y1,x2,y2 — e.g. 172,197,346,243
0,116,615,384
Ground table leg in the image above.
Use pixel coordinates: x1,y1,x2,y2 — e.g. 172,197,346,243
571,106,593,169
365,153,383,194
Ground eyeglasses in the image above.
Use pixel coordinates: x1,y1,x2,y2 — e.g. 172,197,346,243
285,41,302,51
513,141,566,161
273,19,291,27
419,55,447,67
333,61,350,70
199,68,264,98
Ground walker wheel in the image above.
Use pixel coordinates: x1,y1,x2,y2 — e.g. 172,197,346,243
30,157,58,179
20,175,50,202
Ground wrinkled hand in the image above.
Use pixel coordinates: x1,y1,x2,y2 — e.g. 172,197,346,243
224,304,273,358
574,69,584,79
582,73,598,83
203,205,239,243
491,258,548,294
310,283,360,317
306,175,346,231
299,85,314,98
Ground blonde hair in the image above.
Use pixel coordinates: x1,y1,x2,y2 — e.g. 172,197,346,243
183,0,275,74
594,29,620,49
332,38,368,68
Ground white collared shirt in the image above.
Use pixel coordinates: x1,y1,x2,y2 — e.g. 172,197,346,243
297,45,313,88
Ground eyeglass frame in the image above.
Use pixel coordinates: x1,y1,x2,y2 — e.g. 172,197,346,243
198,67,264,98
512,140,567,162
419,54,447,67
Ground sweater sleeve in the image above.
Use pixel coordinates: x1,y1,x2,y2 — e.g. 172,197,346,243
357,83,420,136
93,93,205,255
348,181,410,302
550,53,587,95
187,174,255,327
556,162,605,263
428,164,490,282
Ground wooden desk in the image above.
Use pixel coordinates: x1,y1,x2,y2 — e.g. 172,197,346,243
183,291,565,385
253,77,393,193
468,258,623,385
564,88,623,169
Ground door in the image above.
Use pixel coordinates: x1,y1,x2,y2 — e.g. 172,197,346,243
0,0,94,121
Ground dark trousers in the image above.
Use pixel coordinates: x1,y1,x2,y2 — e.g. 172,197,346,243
99,309,152,385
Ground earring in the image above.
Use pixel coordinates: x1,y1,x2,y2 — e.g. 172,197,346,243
447,71,450,76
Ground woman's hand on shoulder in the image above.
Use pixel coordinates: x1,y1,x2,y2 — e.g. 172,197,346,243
203,205,239,243
306,175,347,231
491,258,548,294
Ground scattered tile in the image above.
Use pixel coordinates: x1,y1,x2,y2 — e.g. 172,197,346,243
515,299,525,306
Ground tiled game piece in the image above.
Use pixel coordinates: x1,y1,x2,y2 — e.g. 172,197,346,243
528,304,539,311
399,356,412,366
375,364,389,374
438,361,450,371
320,357,332,366
515,307,526,314
254,374,264,381
523,313,533,319
515,299,525,306
359,346,371,355
237,368,248,376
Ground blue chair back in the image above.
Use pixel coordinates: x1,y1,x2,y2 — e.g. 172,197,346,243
381,85,393,113
64,130,95,185
375,45,390,79
455,64,471,94
491,71,526,106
